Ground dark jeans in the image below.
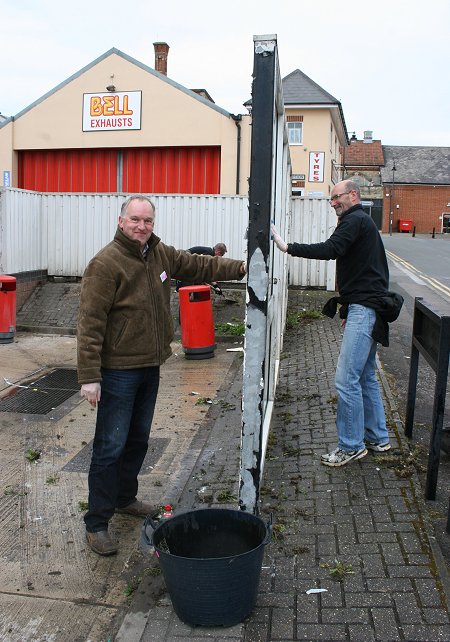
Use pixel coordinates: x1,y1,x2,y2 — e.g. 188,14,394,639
84,366,160,532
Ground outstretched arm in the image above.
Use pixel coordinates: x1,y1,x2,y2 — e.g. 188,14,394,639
271,224,288,253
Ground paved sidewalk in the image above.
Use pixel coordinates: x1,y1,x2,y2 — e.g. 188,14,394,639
116,289,450,642
12,284,450,640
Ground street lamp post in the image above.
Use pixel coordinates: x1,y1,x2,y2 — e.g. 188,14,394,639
389,161,396,236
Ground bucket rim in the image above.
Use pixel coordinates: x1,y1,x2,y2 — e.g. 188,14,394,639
150,507,272,561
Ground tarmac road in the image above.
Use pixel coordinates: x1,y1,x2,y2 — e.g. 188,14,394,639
378,233,450,565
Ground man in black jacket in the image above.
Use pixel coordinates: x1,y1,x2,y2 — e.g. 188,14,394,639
272,179,392,467
176,243,227,291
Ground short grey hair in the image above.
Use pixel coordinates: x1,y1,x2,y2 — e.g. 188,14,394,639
120,195,155,217
343,179,361,198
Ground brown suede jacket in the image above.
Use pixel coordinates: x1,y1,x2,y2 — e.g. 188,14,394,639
77,227,244,383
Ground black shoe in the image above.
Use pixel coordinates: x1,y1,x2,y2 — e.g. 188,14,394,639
86,530,118,556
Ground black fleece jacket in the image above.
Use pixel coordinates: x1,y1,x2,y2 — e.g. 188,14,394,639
287,204,389,300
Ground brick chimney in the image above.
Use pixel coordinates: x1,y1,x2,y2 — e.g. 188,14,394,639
153,42,169,76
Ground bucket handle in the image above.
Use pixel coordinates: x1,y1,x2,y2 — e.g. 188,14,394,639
142,513,160,546
262,513,273,546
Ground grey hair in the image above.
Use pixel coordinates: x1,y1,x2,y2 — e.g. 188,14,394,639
343,179,361,198
120,195,156,217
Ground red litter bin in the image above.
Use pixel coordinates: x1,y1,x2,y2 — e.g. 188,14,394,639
0,275,16,344
179,285,216,359
399,219,413,232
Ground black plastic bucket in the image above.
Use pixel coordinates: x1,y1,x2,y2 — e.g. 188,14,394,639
145,508,271,627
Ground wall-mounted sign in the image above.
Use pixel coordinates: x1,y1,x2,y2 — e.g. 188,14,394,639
292,173,305,180
3,170,10,187
308,152,324,183
82,91,142,131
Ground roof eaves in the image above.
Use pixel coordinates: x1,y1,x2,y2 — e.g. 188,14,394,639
10,47,232,123
0,115,13,130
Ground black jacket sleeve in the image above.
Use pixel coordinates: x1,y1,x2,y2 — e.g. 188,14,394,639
287,215,363,260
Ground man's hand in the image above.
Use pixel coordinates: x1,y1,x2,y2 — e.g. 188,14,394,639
271,224,288,253
81,382,101,407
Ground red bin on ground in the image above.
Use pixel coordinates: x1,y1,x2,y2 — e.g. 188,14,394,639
178,285,216,359
399,219,413,232
0,275,16,344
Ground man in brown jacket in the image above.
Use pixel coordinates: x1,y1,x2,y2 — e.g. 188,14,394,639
78,195,245,555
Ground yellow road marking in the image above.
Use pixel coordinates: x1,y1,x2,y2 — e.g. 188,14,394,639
386,251,450,298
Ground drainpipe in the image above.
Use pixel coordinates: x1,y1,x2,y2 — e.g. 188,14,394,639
230,114,242,194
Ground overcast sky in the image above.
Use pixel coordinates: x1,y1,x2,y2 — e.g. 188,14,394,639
1,0,449,147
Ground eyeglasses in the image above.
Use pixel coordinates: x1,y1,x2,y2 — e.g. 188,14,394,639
330,191,351,202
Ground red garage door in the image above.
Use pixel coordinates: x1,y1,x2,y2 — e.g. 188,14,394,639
18,147,221,194
122,147,221,193
18,149,117,192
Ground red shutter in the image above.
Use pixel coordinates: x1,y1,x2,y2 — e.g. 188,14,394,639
18,149,117,192
122,147,220,194
18,147,220,193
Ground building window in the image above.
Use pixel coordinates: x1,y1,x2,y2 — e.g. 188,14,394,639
287,122,303,145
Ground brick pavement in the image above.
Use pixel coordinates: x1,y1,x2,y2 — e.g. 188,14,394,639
17,281,80,334
127,289,450,642
15,284,450,640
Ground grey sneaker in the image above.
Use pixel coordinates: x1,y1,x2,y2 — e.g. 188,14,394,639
321,447,368,467
366,441,391,452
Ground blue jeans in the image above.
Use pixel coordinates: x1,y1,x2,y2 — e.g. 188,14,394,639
85,366,160,532
335,304,388,452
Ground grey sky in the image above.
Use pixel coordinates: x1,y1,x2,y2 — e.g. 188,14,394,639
1,0,449,146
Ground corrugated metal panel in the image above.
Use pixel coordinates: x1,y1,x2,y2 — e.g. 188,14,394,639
288,197,337,290
45,193,120,275
0,188,44,274
153,195,247,257
44,193,248,276
122,147,220,194
1,189,335,289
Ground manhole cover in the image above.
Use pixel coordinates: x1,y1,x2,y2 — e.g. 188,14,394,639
0,368,79,414
63,437,170,473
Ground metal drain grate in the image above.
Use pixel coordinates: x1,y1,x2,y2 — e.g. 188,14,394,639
0,368,80,414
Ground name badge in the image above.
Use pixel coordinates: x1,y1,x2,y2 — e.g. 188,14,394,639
160,271,168,282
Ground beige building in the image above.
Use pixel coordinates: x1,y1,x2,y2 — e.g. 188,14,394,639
282,69,348,196
1,46,349,200
0,43,251,196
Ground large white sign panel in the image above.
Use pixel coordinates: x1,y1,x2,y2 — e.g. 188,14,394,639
308,151,325,183
82,91,142,131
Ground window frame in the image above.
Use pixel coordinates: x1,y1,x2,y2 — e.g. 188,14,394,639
287,121,303,145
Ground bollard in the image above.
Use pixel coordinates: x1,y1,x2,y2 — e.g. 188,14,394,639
432,227,436,238
412,226,416,237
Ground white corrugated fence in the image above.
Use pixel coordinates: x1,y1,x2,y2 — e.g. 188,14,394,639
0,188,336,289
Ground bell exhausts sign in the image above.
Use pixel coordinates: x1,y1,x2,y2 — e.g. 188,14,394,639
82,91,142,131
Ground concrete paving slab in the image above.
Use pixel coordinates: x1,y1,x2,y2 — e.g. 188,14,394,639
0,331,242,641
